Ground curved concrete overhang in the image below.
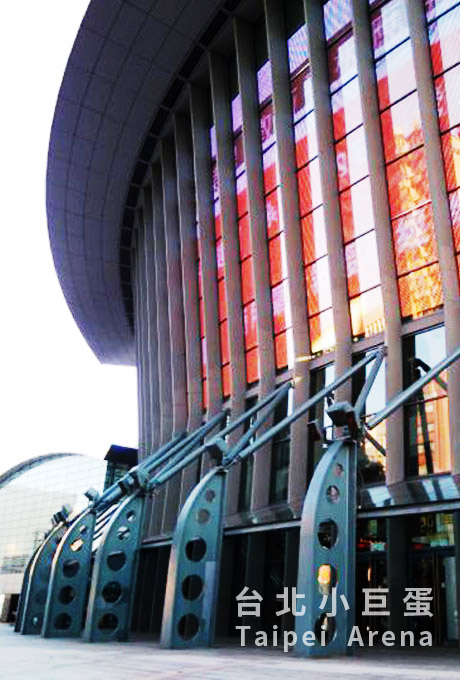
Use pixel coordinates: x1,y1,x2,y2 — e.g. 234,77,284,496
47,0,236,365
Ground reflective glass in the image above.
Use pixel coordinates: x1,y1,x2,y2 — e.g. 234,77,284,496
398,263,443,318
345,231,381,296
243,301,258,350
260,102,275,150
386,147,430,218
212,162,219,200
309,308,336,354
269,234,284,286
375,40,417,110
350,286,385,338
210,125,217,160
442,126,460,190
429,4,460,75
218,278,227,321
426,0,460,22
340,177,375,243
331,77,363,140
272,282,287,333
265,189,282,238
448,188,460,250
216,238,224,279
324,0,352,42
436,66,460,132
214,199,222,239
288,23,309,73
298,157,322,215
257,60,273,104
306,257,333,315
392,203,438,275
380,93,423,162
291,67,314,122
241,256,255,304
328,33,357,93
202,378,208,410
335,126,369,191
274,331,288,369
302,206,327,264
263,145,279,194
294,113,318,168
199,297,205,337
236,172,248,218
371,0,409,59
232,94,243,133
246,346,260,383
222,363,231,398
220,319,230,365
201,337,207,378
234,134,245,176
238,214,252,261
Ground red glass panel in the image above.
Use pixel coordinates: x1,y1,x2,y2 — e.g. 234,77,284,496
371,0,410,60
274,332,288,370
260,102,275,150
243,301,258,350
197,258,203,298
380,93,423,162
257,60,273,105
350,286,385,338
238,214,252,261
331,77,362,140
305,258,333,315
214,199,222,239
202,378,208,411
301,206,327,265
241,257,255,304
291,67,314,123
236,172,248,218
234,133,245,175
448,189,460,251
218,278,227,321
429,5,460,75
328,33,357,93
269,234,284,286
345,231,381,297
222,363,231,398
298,157,322,215
220,319,230,365
272,283,287,333
392,204,438,275
309,309,336,355
442,126,460,190
294,114,318,169
199,297,205,338
324,0,352,42
246,346,260,384
263,145,278,194
386,147,430,218
216,238,224,279
398,263,443,318
335,126,369,191
340,177,375,243
375,40,417,110
265,189,281,238
201,337,207,379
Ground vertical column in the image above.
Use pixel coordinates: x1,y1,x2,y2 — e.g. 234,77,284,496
304,0,352,396
189,85,222,419
133,225,147,460
174,113,203,505
151,165,173,444
351,0,404,485
143,186,161,451
234,18,276,511
264,0,310,507
406,0,460,475
135,210,152,458
387,516,408,638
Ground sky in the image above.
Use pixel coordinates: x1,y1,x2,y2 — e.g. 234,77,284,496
0,2,138,475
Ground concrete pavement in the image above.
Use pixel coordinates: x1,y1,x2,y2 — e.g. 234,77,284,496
1,624,460,680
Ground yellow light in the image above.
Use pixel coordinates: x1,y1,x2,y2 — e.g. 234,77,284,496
317,564,332,586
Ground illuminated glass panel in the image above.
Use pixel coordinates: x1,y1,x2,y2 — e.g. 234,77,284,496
435,66,460,132
328,33,357,92
392,204,438,275
220,319,230,365
350,287,385,338
324,0,352,42
442,127,460,193
309,309,336,355
294,113,318,168
380,92,423,162
232,94,243,133
371,0,409,59
398,263,443,319
301,207,327,264
234,134,245,176
449,189,460,249
268,234,284,286
386,147,431,218
274,332,288,370
265,189,281,238
214,198,222,239
201,336,207,379
222,364,231,398
236,172,248,218
288,23,309,74
241,257,255,304
331,77,363,140
426,0,459,22
429,3,460,74
215,239,224,280
345,232,381,297
243,302,258,350
260,102,275,150
246,347,259,384
218,278,227,321
335,126,369,191
257,60,273,105
291,67,314,122
272,283,287,334
375,40,417,109
340,177,375,243
297,158,322,215
263,145,278,194
238,214,251,260
305,258,333,315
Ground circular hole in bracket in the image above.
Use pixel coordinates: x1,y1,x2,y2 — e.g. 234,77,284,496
185,538,207,562
326,485,340,503
117,526,130,541
317,564,337,596
126,510,136,523
59,586,75,605
197,508,210,524
97,613,118,632
205,489,216,503
177,613,200,640
54,613,72,631
181,574,204,601
63,560,80,578
106,551,126,572
334,463,344,478
314,613,336,646
102,581,123,604
318,519,338,549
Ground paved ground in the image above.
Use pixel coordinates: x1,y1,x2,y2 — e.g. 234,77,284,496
1,624,460,680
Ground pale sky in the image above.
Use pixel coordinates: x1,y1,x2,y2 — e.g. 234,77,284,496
0,2,138,475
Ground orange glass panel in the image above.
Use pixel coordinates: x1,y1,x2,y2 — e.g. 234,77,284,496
220,319,230,365
222,363,232,398
202,378,208,411
294,114,318,169
214,199,222,239
449,190,460,251
238,214,252,260
335,126,368,191
201,337,207,379
216,238,224,279
306,258,332,316
274,332,288,370
345,231,381,297
429,4,460,76
309,308,335,355
265,189,281,239
197,258,203,298
386,147,430,219
301,206,327,265
236,172,248,218
218,279,227,321
268,234,284,286
435,65,460,132
199,297,205,338
243,301,258,350
350,286,385,338
380,93,423,162
442,126,460,191
375,40,417,110
272,283,287,334
398,262,443,319
340,177,375,243
331,77,362,141
246,347,260,384
298,157,322,216
263,145,278,194
392,204,438,276
241,257,255,304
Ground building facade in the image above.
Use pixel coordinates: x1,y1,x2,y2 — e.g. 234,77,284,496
47,0,460,645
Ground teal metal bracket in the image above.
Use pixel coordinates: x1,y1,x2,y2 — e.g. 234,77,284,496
161,468,227,648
